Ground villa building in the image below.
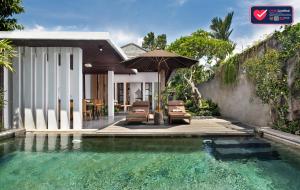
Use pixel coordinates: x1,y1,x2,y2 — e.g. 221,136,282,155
0,31,159,131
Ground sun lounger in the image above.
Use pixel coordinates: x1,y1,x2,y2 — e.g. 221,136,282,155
168,100,191,124
126,101,150,123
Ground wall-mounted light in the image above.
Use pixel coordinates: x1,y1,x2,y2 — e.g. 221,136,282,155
84,63,92,68
98,45,103,52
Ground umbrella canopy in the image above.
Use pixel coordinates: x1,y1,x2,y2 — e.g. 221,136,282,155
121,49,198,112
121,50,198,72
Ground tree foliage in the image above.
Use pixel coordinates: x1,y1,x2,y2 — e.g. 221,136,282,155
0,39,15,71
0,0,24,31
165,30,234,115
168,30,234,61
142,32,167,51
210,12,234,41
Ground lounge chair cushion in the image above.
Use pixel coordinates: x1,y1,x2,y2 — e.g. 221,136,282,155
172,108,183,112
134,109,145,112
126,112,147,119
169,113,191,118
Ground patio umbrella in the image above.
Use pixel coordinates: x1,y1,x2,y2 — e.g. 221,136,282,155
121,49,198,112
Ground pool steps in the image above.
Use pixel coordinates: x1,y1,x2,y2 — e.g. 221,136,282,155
211,138,279,160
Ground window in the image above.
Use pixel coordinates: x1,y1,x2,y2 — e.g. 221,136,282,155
70,54,73,70
145,83,153,109
117,83,124,104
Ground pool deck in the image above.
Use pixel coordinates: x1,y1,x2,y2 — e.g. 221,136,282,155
25,117,255,137
93,118,254,137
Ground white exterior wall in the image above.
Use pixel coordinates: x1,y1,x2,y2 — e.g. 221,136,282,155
47,48,58,130
59,48,71,130
4,46,83,131
72,48,83,130
107,71,114,117
84,74,92,99
114,72,157,83
114,72,158,110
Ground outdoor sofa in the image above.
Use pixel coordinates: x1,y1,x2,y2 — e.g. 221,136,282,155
168,100,191,124
126,101,150,123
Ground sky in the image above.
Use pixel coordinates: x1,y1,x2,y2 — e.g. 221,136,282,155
17,0,300,52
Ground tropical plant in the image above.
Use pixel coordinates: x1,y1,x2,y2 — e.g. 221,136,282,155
142,32,167,51
0,39,15,71
210,12,234,41
166,29,234,115
0,0,24,31
0,39,15,130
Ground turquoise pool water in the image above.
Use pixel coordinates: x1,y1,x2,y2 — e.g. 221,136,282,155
0,135,300,190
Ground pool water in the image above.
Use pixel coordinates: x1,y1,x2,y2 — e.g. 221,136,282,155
0,135,300,190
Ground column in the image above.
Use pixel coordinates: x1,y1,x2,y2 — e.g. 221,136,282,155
47,48,58,130
60,48,71,130
142,82,146,101
35,48,47,130
3,67,12,129
85,74,92,99
12,47,22,128
152,82,155,111
23,47,35,130
107,71,114,117
114,83,118,103
72,48,83,130
123,82,126,112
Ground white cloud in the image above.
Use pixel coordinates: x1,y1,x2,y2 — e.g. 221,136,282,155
25,25,143,46
173,0,188,6
25,24,46,32
106,28,143,46
25,24,89,32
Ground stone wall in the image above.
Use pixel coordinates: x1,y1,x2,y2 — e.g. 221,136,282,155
198,74,272,126
198,37,279,127
198,35,300,127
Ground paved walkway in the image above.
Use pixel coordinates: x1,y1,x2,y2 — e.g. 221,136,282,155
95,118,254,136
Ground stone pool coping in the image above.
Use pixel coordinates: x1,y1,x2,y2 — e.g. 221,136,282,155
257,127,300,149
0,128,25,141
23,118,255,137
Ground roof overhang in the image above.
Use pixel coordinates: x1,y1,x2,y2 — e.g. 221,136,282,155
0,31,136,74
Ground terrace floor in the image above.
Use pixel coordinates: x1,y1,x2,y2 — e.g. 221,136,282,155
94,117,255,137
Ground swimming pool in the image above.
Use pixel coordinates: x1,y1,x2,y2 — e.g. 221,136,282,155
0,135,300,190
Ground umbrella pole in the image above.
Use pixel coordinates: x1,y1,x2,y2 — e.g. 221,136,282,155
157,67,160,112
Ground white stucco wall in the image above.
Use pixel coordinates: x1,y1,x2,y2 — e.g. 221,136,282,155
4,46,83,130
114,72,158,83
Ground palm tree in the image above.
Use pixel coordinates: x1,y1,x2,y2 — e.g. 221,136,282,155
210,12,234,41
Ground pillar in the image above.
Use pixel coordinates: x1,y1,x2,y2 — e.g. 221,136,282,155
114,83,118,103
107,70,114,117
72,48,83,130
12,47,22,128
23,47,35,130
152,82,155,111
123,82,126,112
35,48,47,130
60,48,71,130
142,82,146,101
3,67,12,129
47,48,58,130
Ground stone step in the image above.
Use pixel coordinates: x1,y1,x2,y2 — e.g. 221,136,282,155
212,138,271,148
214,147,279,160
